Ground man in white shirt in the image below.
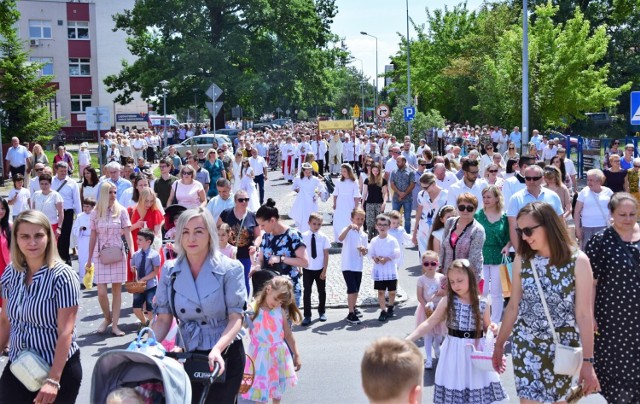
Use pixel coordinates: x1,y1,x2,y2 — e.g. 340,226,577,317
541,138,558,164
255,137,269,158
530,129,543,154
342,134,357,173
446,160,488,209
206,179,234,221
491,127,502,150
29,163,45,197
250,147,269,205
5,137,30,179
52,161,81,266
310,133,328,175
433,163,457,191
131,134,147,162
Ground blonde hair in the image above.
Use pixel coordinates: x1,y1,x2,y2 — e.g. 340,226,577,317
96,182,123,219
481,185,504,212
32,144,44,156
173,207,219,261
106,387,144,404
361,337,423,402
11,211,62,272
138,187,159,211
253,276,302,324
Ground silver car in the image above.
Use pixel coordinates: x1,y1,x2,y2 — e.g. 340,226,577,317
162,134,231,156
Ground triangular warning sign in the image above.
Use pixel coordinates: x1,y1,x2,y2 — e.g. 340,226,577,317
633,105,640,122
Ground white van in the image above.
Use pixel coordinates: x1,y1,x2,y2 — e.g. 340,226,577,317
149,115,181,128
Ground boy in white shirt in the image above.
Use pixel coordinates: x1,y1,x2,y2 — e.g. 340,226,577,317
300,213,331,326
8,174,31,220
338,208,368,325
386,210,414,271
368,214,401,322
71,198,95,285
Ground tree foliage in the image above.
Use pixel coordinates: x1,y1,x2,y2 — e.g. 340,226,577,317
0,0,61,142
105,0,340,118
388,103,445,142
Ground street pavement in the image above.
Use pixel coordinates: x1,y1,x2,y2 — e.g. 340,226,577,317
0,169,605,403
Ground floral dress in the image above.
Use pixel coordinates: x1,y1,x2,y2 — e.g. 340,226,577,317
91,208,131,284
242,307,297,402
512,253,580,402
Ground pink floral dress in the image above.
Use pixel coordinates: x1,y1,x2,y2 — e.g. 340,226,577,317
90,207,131,284
242,307,297,402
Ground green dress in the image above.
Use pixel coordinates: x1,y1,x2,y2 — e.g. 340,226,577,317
474,210,509,265
512,253,580,402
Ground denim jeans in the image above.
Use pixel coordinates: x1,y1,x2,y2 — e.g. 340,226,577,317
392,198,413,234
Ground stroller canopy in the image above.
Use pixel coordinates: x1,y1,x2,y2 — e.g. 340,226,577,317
91,349,191,404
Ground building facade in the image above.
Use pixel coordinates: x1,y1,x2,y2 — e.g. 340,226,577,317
16,0,147,139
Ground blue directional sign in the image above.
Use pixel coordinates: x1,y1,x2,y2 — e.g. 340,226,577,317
631,91,640,125
403,106,416,122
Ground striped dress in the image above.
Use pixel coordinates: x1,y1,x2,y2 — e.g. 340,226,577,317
1,262,80,366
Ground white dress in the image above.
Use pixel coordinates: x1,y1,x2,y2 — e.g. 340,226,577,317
232,160,243,193
290,176,320,233
332,179,360,240
240,168,260,212
434,296,507,404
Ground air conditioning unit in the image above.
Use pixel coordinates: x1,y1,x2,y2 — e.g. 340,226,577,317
29,39,40,47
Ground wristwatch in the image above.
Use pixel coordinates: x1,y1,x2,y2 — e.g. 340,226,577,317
583,357,595,363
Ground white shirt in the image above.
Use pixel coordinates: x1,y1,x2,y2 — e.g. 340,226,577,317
78,150,91,166
206,194,235,221
29,177,41,198
368,235,401,281
249,156,268,176
5,145,29,167
301,230,330,270
52,175,81,213
541,144,558,160
447,178,488,209
310,140,327,159
8,188,30,216
501,174,526,211
577,186,613,227
435,171,459,191
32,190,63,224
384,158,398,175
255,142,268,157
342,141,356,161
280,143,295,160
340,227,368,272
479,153,495,177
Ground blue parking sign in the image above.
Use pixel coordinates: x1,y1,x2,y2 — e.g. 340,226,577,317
631,92,640,125
403,106,416,121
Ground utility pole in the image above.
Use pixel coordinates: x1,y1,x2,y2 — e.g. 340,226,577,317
522,0,529,151
406,0,412,139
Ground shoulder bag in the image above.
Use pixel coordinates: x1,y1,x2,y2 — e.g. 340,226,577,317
9,277,51,392
98,223,124,265
529,259,583,376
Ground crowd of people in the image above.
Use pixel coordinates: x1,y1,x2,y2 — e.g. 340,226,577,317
0,120,637,404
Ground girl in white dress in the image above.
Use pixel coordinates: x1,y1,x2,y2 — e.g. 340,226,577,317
290,163,321,233
239,158,260,212
407,259,507,404
231,150,244,193
332,164,361,241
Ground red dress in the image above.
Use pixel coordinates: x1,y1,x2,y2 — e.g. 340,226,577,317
127,207,163,281
0,228,11,306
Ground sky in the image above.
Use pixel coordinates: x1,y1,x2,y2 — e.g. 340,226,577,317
331,0,485,90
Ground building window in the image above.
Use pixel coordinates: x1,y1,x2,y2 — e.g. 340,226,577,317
69,58,90,76
67,21,89,39
30,57,54,76
70,95,91,113
29,20,52,39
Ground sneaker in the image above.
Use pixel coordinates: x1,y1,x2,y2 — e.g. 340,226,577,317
386,306,394,318
301,317,312,326
378,310,388,322
424,359,433,369
346,313,361,325
318,313,327,322
354,308,363,318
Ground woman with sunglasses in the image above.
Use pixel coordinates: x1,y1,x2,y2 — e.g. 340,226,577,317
204,148,226,198
475,185,510,323
166,166,206,209
439,193,485,278
543,166,572,222
484,163,504,188
604,139,623,169
493,202,599,403
603,154,629,193
502,142,520,163
413,172,448,256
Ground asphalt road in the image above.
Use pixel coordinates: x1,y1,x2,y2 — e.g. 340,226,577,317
0,169,605,403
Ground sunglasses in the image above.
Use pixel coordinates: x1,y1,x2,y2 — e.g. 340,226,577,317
466,170,479,175
420,163,428,167
237,198,250,203
422,261,438,267
613,142,619,145
488,169,498,173
509,147,515,150
525,176,542,181
182,171,194,176
35,168,43,172
635,165,640,168
458,204,475,213
516,224,542,238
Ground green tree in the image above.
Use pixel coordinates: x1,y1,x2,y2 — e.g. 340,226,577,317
105,0,339,118
472,2,631,129
388,103,445,142
0,0,61,142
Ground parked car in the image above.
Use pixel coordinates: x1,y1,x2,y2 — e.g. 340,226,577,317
162,134,231,157
271,118,293,127
252,122,279,131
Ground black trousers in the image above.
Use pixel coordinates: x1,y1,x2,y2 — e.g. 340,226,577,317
58,209,75,265
9,165,25,179
254,174,265,205
303,269,326,318
0,350,82,404
317,160,324,176
191,340,245,404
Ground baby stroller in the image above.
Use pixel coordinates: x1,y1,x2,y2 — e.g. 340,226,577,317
90,348,192,404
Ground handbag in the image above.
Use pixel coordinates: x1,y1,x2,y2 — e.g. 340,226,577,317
171,181,180,206
99,245,123,265
468,329,503,372
9,281,51,392
530,259,583,376
499,254,512,298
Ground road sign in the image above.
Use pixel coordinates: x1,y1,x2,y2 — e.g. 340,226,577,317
403,106,416,121
631,91,640,125
205,101,224,117
353,104,360,118
341,108,348,115
85,106,110,131
206,83,223,101
376,104,390,118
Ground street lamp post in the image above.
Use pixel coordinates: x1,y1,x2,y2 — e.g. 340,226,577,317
192,88,198,133
406,0,412,139
360,31,378,125
159,80,169,149
522,0,530,149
